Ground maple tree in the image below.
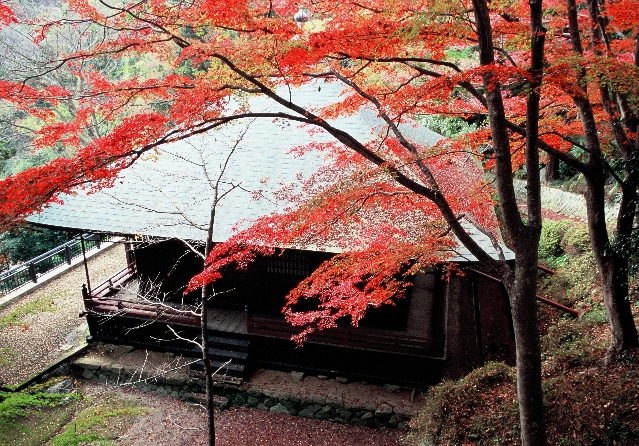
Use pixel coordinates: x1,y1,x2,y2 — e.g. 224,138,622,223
0,0,137,179
1,0,638,444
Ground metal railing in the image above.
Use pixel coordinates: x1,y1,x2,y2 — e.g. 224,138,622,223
0,233,112,296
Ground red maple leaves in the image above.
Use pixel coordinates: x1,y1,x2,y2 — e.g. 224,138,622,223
0,1,16,28
1,0,637,339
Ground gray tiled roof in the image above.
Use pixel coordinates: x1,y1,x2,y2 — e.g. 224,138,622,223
29,81,513,262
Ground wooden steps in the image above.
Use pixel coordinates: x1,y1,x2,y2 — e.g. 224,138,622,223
190,335,251,385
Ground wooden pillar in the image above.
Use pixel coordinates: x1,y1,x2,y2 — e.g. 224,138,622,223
28,262,37,283
80,234,91,293
124,238,135,269
64,245,72,264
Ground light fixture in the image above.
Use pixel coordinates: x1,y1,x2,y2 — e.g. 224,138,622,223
293,8,311,23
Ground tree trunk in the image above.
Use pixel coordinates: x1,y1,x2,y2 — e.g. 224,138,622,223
584,173,639,354
471,0,548,442
503,249,546,445
544,154,559,183
598,255,639,353
565,0,639,355
202,203,218,446
200,287,215,446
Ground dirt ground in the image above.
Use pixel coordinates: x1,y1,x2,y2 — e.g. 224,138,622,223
78,381,404,446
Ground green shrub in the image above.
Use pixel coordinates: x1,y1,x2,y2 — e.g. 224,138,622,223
0,226,68,265
541,318,606,374
539,220,572,259
541,251,599,307
562,224,590,255
415,114,478,138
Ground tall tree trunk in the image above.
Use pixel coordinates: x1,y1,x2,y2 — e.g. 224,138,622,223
201,203,217,446
568,0,639,355
503,248,546,445
585,175,639,354
599,255,639,353
472,0,548,443
200,284,215,446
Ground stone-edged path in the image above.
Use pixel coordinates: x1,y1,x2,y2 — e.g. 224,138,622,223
79,380,404,446
72,342,426,432
0,243,128,388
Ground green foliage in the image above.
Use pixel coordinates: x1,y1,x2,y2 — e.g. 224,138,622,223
0,385,150,446
539,220,597,290
51,393,150,446
0,140,17,175
538,218,590,262
0,226,68,265
561,224,590,255
541,318,605,374
539,220,572,259
0,378,78,446
541,251,598,307
0,391,73,426
416,114,478,138
445,45,477,62
1,145,70,180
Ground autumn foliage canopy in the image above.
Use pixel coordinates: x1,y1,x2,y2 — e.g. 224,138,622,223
0,0,638,333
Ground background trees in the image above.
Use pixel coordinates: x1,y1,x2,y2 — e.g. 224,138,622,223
0,0,638,444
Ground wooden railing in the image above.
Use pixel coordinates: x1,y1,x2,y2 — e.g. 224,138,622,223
247,313,444,358
83,266,200,328
467,267,579,317
83,267,444,357
88,265,136,298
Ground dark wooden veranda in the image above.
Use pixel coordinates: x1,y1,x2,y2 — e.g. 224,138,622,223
80,264,447,385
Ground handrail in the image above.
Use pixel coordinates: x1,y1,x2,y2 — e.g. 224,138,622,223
0,233,112,296
467,267,579,318
85,297,200,327
82,265,200,326
89,265,136,298
537,264,556,275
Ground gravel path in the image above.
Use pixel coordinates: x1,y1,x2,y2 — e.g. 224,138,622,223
81,381,403,446
0,244,128,387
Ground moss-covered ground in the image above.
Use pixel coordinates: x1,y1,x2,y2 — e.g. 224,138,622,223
0,379,150,446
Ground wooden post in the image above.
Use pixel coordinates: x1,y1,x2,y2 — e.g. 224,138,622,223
80,235,91,293
81,284,92,313
95,234,101,249
124,238,135,269
28,262,37,283
64,245,72,264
